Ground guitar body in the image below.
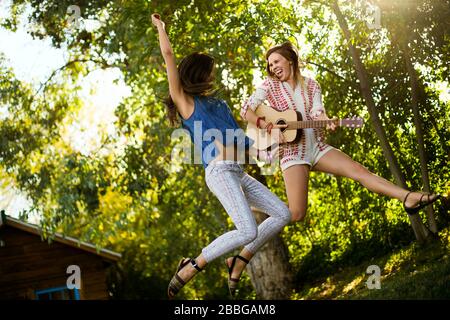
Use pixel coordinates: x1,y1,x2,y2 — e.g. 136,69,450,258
246,104,302,150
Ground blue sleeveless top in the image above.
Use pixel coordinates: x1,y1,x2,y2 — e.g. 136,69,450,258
181,96,254,168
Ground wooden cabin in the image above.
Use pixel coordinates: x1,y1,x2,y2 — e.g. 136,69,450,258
0,211,121,300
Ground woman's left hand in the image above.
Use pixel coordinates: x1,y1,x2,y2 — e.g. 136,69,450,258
327,117,338,131
151,13,165,29
316,113,337,131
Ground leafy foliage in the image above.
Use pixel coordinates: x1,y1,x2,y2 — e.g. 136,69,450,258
0,0,449,298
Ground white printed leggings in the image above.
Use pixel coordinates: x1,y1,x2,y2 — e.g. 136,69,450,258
202,160,291,263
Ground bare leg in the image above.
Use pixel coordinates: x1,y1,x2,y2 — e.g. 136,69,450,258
312,149,437,207
282,164,311,222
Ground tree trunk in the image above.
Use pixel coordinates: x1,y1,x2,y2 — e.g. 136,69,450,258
244,167,295,299
246,209,295,299
331,1,429,242
402,45,437,233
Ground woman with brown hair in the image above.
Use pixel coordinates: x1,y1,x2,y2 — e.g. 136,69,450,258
240,41,441,236
152,14,290,299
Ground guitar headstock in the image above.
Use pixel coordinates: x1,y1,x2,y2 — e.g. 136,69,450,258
340,116,364,128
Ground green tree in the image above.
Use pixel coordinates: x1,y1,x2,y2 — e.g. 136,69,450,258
1,0,448,299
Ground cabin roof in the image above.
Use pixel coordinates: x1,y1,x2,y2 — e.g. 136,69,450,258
0,211,121,262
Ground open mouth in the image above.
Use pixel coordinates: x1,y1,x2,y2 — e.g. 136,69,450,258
275,69,283,78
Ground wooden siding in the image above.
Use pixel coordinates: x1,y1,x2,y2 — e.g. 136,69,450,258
0,226,115,300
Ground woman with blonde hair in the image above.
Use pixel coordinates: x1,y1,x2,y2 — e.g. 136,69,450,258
240,40,441,253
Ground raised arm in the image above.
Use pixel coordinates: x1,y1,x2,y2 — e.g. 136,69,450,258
151,14,193,119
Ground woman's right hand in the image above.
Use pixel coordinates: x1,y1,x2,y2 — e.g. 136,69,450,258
261,120,287,144
151,13,165,29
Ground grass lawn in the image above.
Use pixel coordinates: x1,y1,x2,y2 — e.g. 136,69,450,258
291,226,450,300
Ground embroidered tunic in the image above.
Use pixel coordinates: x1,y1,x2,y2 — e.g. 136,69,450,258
241,76,333,171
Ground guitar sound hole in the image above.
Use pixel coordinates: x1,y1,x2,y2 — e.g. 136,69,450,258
276,119,287,132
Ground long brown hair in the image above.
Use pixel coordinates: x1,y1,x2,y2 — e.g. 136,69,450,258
265,41,305,88
165,52,216,126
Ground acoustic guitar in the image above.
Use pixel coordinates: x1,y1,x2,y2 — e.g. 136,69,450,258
246,104,364,150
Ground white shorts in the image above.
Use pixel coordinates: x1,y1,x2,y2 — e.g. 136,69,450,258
280,129,334,172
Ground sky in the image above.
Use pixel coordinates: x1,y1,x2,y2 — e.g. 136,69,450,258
0,1,131,220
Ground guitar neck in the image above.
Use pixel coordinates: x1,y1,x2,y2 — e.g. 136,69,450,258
287,120,339,129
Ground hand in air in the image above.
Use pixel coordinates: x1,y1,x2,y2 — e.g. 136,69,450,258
151,13,165,29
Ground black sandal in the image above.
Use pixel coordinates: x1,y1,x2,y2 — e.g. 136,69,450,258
225,255,249,298
403,191,441,216
167,258,203,299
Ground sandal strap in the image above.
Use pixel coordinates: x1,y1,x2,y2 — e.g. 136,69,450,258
168,257,202,299
177,258,191,272
174,273,186,286
419,193,427,206
225,256,249,298
228,256,237,275
190,259,203,272
236,255,250,264
228,255,249,275
168,273,186,297
421,193,441,206
403,191,413,207
404,192,441,216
